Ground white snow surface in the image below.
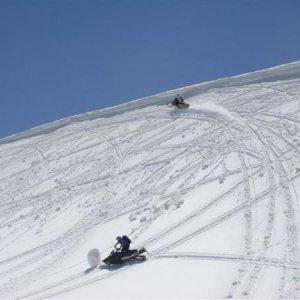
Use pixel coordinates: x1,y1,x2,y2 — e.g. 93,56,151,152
0,61,299,299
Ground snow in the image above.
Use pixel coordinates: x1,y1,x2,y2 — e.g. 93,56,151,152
0,61,299,299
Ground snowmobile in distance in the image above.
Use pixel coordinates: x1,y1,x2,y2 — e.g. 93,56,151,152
102,247,147,266
171,94,189,109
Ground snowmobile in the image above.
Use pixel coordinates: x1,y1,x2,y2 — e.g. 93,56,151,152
171,97,189,109
102,247,147,266
85,247,147,273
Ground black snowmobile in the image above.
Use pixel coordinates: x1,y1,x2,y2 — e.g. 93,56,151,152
171,95,189,109
102,247,147,266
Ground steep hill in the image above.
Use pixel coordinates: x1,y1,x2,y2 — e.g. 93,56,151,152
0,62,299,299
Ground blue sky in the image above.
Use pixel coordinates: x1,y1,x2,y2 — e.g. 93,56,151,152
0,0,299,138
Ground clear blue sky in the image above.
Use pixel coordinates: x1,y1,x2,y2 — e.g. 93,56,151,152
1,0,299,138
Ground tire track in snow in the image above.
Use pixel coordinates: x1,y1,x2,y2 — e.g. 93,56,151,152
155,252,299,270
232,104,298,298
135,179,245,249
150,189,270,255
195,103,256,298
255,125,299,298
229,121,278,298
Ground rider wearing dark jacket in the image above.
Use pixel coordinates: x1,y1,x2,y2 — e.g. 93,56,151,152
115,235,131,254
172,94,184,107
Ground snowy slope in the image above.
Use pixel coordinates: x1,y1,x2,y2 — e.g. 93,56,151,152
0,62,299,299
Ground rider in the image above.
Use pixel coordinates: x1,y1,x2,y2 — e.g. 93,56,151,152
115,235,131,255
172,94,184,106
178,94,184,103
